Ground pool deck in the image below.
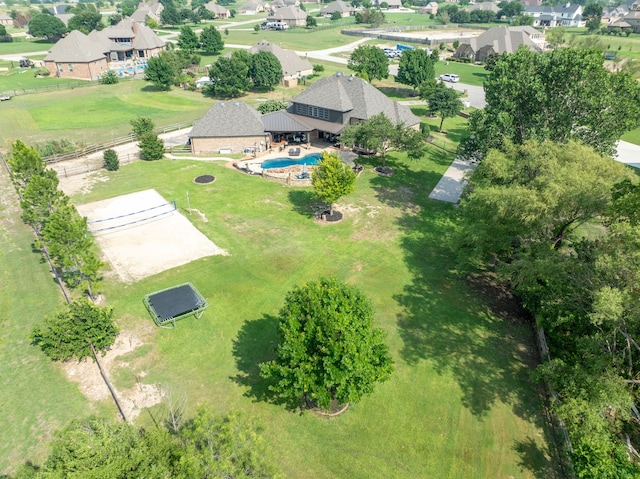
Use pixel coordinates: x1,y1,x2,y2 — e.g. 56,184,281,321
239,144,330,174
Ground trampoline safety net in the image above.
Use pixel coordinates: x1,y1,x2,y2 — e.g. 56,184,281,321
143,283,208,328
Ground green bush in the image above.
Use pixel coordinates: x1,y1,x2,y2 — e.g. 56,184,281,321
100,70,119,84
34,67,50,77
103,149,119,171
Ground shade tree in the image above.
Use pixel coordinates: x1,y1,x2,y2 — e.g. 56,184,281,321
28,13,67,40
177,25,198,53
204,56,251,98
199,24,223,55
144,54,176,90
395,48,437,93
249,50,282,90
348,44,388,83
426,82,463,132
260,277,393,411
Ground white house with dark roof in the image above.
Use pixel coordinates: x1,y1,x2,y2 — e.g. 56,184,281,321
453,26,544,62
189,102,271,155
320,0,356,17
267,5,307,26
524,3,584,27
248,40,313,86
44,30,109,80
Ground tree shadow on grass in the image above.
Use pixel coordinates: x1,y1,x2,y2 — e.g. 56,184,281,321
367,154,559,476
514,436,564,479
287,190,324,219
231,314,279,403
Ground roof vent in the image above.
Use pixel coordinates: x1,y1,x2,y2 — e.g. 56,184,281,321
235,102,240,107
220,102,225,107
348,75,353,81
336,72,343,77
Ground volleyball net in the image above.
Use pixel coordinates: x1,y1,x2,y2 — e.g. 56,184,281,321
87,200,177,233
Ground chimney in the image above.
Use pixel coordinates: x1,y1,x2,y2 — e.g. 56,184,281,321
132,21,138,34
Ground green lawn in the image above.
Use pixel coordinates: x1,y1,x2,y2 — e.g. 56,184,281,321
0,39,53,55
435,62,489,87
8,147,558,479
0,68,80,94
0,81,212,146
0,168,110,475
622,126,640,146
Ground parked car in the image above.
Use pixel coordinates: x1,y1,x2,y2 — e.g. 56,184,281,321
438,73,460,83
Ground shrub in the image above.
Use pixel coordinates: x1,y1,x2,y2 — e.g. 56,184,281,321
99,70,119,84
34,67,50,77
103,149,119,171
313,63,324,74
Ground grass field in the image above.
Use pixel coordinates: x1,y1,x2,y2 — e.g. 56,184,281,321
0,167,111,474
2,145,556,478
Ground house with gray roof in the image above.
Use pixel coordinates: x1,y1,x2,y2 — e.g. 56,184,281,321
189,102,271,155
238,0,266,14
269,0,300,8
264,72,420,144
622,10,640,32
0,14,12,26
453,26,544,62
43,19,166,80
524,3,584,27
204,2,231,18
469,2,499,13
267,5,307,26
44,30,109,80
320,0,356,17
248,40,313,86
131,0,164,23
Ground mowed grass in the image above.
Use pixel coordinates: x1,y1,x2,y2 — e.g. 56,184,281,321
51,150,561,479
0,81,212,146
0,170,110,475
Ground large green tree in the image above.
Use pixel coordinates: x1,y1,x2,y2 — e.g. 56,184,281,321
138,132,165,161
144,54,176,90
204,56,251,98
13,410,279,478
177,25,198,52
199,24,223,55
31,299,118,362
67,11,102,33
28,13,67,40
8,140,46,194
348,44,388,82
249,50,282,90
465,48,640,157
583,2,603,33
20,168,67,233
130,116,155,139
339,113,398,167
41,204,103,298
160,3,181,25
260,277,393,411
395,48,437,93
311,152,356,216
427,82,463,132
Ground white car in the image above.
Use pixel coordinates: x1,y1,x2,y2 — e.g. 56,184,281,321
439,73,460,83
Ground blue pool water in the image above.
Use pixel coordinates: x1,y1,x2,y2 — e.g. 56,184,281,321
261,153,322,169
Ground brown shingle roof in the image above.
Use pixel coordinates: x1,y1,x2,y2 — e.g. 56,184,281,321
248,40,312,77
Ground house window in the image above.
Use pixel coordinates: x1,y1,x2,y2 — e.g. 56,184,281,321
295,103,330,120
58,64,63,72
68,64,73,72
138,50,145,58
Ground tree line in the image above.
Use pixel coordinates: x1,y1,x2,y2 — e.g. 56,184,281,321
455,47,640,477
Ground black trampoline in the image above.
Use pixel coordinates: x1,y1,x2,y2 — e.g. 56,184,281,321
143,283,208,328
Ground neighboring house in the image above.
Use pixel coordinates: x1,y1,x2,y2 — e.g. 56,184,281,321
603,4,629,22
131,0,164,23
625,0,640,11
189,102,271,155
0,14,12,26
55,13,74,27
204,2,231,18
453,26,544,62
267,5,307,25
43,19,165,79
90,19,166,62
263,72,420,144
623,10,640,32
607,18,634,32
375,0,402,8
248,40,313,86
270,0,300,8
469,2,499,13
320,0,356,17
44,30,109,80
524,3,584,27
238,0,266,14
48,4,68,15
419,2,439,15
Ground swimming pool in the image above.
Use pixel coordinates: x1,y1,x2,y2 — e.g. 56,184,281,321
261,153,322,169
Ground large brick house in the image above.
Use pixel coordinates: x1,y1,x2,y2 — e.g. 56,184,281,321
453,26,544,62
248,40,313,87
189,72,420,154
43,19,166,79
